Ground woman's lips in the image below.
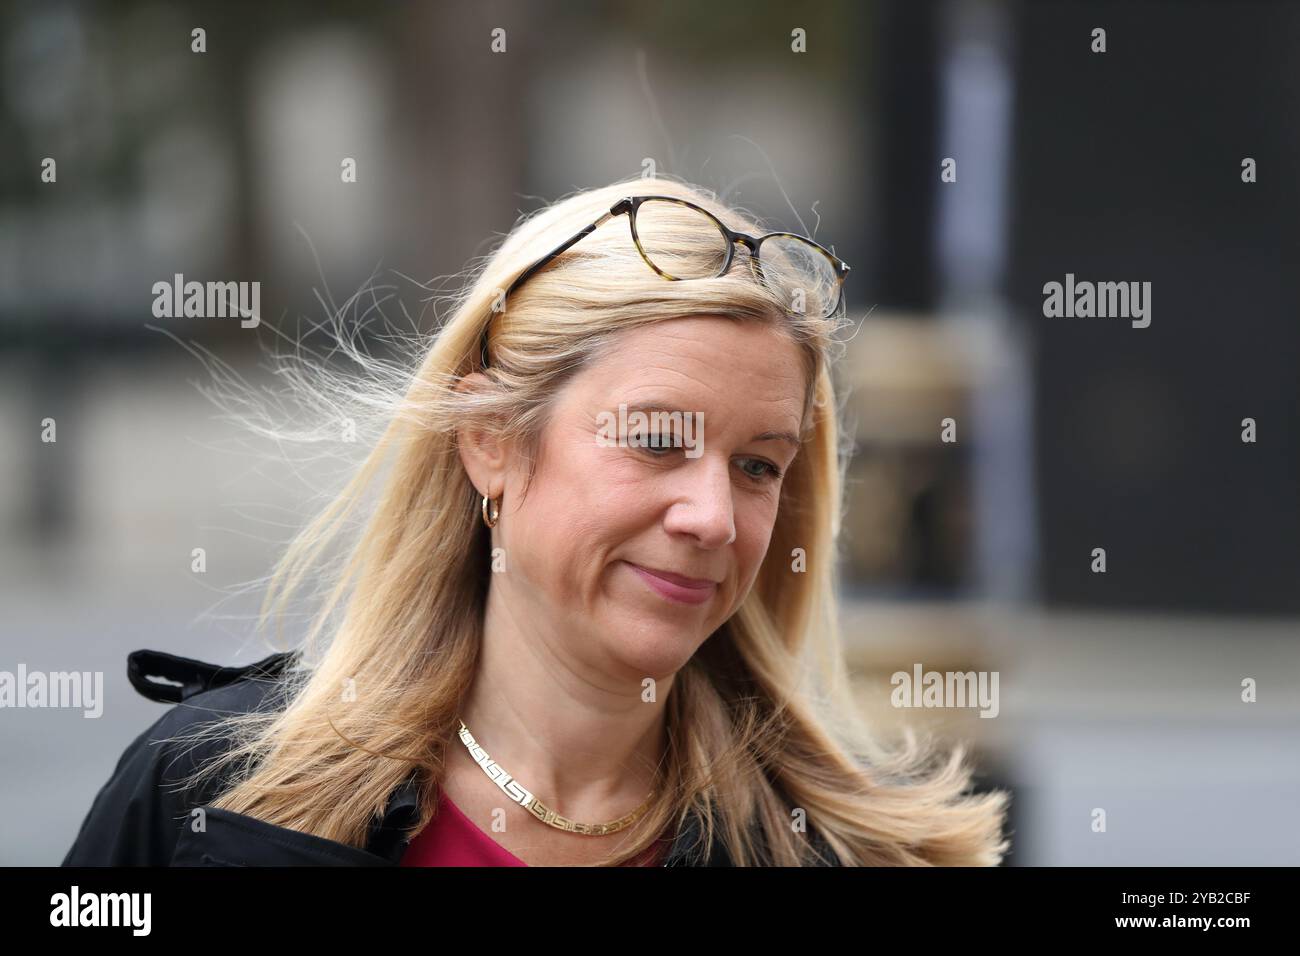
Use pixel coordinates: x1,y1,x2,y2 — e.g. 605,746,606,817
625,562,717,606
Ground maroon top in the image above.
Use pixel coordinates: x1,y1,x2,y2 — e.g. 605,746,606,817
400,789,669,866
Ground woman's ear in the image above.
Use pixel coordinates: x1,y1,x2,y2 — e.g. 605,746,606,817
454,372,508,498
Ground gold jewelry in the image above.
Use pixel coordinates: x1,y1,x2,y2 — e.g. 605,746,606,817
456,719,655,835
481,494,500,528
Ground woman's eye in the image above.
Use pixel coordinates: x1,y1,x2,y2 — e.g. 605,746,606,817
634,439,783,484
642,431,677,453
739,458,783,482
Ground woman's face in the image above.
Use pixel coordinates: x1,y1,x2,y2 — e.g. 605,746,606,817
464,315,808,680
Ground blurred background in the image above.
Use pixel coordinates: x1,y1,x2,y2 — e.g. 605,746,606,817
2,0,1298,865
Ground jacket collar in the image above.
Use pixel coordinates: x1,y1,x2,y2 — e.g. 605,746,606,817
364,773,424,862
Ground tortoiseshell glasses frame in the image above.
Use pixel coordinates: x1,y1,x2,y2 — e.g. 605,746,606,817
478,194,850,368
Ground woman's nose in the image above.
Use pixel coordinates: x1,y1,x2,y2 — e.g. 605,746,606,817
661,457,736,548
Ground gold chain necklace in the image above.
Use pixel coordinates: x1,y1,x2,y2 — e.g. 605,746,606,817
456,719,655,835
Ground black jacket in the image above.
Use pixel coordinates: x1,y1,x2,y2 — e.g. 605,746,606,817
61,649,824,867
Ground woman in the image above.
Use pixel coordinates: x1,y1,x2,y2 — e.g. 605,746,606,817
63,175,1010,866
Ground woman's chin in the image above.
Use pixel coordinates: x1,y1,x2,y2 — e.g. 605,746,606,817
601,619,703,680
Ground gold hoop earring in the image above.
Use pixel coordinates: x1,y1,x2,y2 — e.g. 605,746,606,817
481,494,500,528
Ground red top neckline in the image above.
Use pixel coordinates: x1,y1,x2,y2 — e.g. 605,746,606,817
399,788,668,867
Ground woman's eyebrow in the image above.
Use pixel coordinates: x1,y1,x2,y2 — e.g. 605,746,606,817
614,401,801,447
750,429,802,448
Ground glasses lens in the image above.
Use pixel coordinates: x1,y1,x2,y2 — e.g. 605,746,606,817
755,236,843,318
632,200,730,280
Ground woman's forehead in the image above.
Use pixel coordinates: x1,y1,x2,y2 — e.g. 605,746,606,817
590,318,804,373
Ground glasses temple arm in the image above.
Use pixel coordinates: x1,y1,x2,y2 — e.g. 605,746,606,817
503,210,618,299
481,209,620,367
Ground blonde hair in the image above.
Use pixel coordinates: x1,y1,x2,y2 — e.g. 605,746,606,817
174,173,1010,866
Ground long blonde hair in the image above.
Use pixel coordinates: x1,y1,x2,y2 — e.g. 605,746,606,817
175,173,1010,866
